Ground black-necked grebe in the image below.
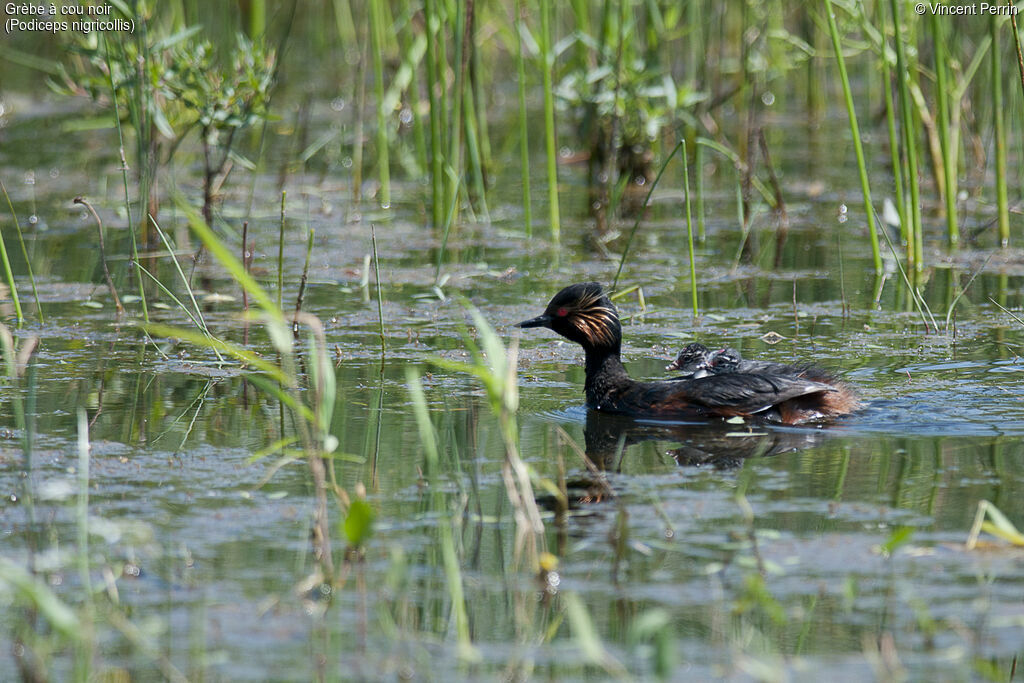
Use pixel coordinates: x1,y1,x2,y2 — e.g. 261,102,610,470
517,283,859,424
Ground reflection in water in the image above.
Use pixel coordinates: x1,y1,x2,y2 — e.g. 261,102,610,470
583,409,830,471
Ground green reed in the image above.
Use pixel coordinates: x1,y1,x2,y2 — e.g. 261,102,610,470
539,0,561,242
405,367,475,657
694,141,706,242
424,0,446,228
465,7,491,220
134,222,224,362
428,302,545,575
991,15,1010,246
351,23,368,203
881,51,909,248
369,0,391,209
612,139,684,291
930,14,958,247
74,408,94,679
0,194,23,324
515,0,533,237
1,180,42,323
889,0,924,272
278,190,286,310
463,51,490,220
471,34,493,174
825,0,882,274
103,33,149,322
147,202,346,580
371,224,386,351
682,140,698,318
246,0,266,39
398,0,428,173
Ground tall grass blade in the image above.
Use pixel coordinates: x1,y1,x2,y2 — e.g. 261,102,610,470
424,0,446,228
991,15,1010,246
539,0,561,241
278,190,286,311
612,139,684,291
515,0,533,236
0,559,80,638
369,0,392,209
889,0,924,272
103,34,149,322
0,193,23,323
825,0,882,274
881,52,909,248
371,224,386,351
930,14,958,246
681,140,698,318
1,180,41,322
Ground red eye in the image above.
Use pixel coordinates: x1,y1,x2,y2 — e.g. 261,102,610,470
555,307,569,317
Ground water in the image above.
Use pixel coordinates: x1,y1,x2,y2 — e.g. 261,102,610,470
1,91,1024,681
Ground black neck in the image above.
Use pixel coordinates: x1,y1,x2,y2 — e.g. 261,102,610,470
583,346,630,407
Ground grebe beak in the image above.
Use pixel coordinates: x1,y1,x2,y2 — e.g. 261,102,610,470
516,314,552,329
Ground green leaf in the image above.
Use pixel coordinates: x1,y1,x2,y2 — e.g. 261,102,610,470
343,499,375,548
0,559,80,638
982,501,1024,542
151,25,204,52
981,521,1024,546
143,322,292,386
880,526,915,555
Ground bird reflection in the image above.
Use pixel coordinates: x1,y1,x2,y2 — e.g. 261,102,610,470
535,409,834,516
582,409,830,472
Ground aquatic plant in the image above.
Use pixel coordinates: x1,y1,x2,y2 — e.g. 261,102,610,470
967,500,1024,548
539,0,561,241
427,303,545,569
555,0,690,227
612,138,684,291
144,202,349,583
824,0,882,274
515,0,533,236
57,14,274,303
0,180,42,324
368,0,392,209
0,190,25,324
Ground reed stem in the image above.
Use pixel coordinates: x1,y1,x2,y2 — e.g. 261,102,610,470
278,190,286,311
75,196,124,316
515,0,533,237
0,191,23,323
371,224,386,351
682,140,698,319
992,14,1010,246
424,0,446,228
369,0,392,209
612,139,685,291
889,0,924,272
881,53,909,247
825,0,882,274
1,180,41,322
539,0,561,241
930,14,958,246
104,34,149,322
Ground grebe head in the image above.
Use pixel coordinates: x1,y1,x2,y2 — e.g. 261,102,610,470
517,282,621,351
707,347,743,373
666,342,712,373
